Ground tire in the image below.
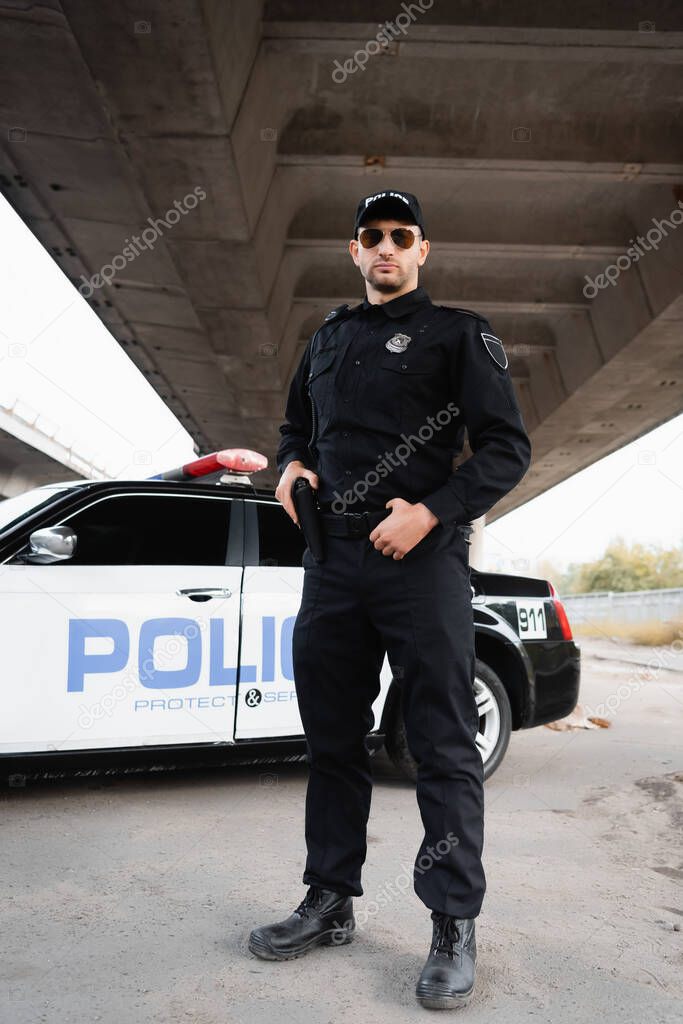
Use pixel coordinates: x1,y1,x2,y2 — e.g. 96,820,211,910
384,659,512,782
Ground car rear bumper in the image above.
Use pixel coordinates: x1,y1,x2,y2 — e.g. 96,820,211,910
522,639,581,727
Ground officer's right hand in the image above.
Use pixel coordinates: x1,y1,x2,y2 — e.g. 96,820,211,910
275,460,319,527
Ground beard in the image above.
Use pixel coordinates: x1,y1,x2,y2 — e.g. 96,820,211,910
364,264,410,294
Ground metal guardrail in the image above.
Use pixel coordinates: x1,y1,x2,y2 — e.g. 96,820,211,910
560,587,683,624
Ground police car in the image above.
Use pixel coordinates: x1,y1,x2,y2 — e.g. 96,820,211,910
0,450,580,784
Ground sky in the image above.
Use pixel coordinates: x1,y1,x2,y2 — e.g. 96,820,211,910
485,413,682,575
0,196,196,480
0,194,681,574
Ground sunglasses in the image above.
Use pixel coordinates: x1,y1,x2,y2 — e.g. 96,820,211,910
357,226,422,250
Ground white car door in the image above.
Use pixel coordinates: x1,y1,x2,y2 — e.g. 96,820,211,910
0,489,242,755
234,498,393,740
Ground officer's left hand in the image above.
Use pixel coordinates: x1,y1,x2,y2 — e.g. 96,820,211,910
368,498,440,559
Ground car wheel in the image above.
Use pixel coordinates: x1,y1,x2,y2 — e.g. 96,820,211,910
385,659,512,782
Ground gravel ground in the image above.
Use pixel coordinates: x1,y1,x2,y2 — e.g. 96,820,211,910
1,636,681,1024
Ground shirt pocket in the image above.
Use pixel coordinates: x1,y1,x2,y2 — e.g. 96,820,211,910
378,351,445,432
308,345,337,384
379,351,434,375
306,346,338,440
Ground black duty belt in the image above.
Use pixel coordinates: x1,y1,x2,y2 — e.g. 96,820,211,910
320,509,391,539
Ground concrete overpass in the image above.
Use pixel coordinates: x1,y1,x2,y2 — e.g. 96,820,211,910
1,1,682,519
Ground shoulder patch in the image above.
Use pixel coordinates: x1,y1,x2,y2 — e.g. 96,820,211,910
481,331,508,370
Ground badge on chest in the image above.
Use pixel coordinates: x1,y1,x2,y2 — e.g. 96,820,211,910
385,333,412,353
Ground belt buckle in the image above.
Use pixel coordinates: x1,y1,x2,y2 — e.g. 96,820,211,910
346,511,367,538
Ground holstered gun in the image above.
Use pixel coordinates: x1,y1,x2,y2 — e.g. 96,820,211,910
292,477,326,563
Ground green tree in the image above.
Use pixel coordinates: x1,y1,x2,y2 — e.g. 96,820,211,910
559,536,683,594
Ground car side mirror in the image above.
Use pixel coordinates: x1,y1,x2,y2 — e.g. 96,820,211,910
26,525,77,564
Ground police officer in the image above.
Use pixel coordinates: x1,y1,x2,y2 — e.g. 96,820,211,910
249,190,532,1010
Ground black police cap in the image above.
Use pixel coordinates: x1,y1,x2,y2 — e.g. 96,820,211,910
354,190,426,238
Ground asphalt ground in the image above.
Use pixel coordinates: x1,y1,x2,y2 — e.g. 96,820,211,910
1,636,681,1024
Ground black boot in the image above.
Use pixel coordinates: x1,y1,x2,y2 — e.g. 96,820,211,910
415,912,477,1009
248,885,355,960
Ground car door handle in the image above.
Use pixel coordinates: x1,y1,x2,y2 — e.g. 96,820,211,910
176,587,232,602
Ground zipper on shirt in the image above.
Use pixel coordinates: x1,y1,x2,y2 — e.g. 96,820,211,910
308,387,319,456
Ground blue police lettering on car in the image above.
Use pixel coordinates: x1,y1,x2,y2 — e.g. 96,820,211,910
480,331,508,370
66,615,297,692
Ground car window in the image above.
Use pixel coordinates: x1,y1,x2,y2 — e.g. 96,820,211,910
252,500,306,567
0,485,73,534
48,493,233,566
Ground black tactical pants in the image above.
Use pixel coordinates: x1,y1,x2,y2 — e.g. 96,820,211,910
291,518,486,919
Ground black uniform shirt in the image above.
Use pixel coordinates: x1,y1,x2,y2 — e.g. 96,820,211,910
276,285,532,525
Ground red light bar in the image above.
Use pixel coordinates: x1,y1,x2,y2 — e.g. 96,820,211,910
150,448,268,481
